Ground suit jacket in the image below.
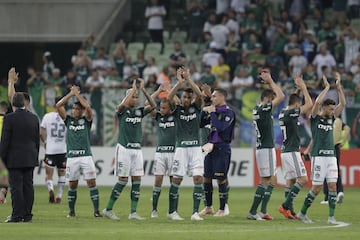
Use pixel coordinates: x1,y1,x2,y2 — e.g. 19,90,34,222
0,108,40,169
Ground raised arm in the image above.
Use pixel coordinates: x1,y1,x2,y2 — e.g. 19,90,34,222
295,75,313,114
117,79,137,113
261,70,285,107
73,86,93,121
334,72,346,117
139,78,156,115
56,86,76,120
167,68,185,104
312,75,330,116
7,67,18,103
182,68,203,108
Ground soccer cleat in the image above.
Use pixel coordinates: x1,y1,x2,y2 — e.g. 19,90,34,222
327,216,338,224
94,211,102,218
297,212,313,223
291,212,299,220
213,210,225,217
67,211,75,218
198,206,215,216
102,208,120,221
246,213,264,221
49,190,55,203
278,205,295,219
224,203,230,216
258,212,273,220
190,212,203,221
151,210,158,218
336,192,344,204
55,197,61,204
128,212,145,220
320,200,328,204
167,211,184,220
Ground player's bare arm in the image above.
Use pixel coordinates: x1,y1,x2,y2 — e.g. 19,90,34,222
312,75,330,116
334,72,346,117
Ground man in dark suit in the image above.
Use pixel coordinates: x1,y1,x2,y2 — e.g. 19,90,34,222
0,92,40,223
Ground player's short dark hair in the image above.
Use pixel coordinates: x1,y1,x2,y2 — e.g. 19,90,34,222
21,92,30,103
322,99,336,107
183,88,193,94
74,101,85,109
12,92,25,108
214,88,227,98
288,93,302,105
261,89,275,101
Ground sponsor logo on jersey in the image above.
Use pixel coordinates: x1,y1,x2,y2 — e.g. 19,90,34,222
126,117,142,124
69,125,85,132
69,150,86,155
158,121,175,128
180,113,197,122
317,124,333,131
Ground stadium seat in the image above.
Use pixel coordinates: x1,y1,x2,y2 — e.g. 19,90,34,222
171,31,187,43
127,42,144,60
145,42,162,57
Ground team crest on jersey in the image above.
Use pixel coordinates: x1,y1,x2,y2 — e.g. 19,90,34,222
168,116,174,121
225,116,230,122
126,110,130,114
327,119,333,124
135,109,142,116
78,119,85,125
189,107,195,113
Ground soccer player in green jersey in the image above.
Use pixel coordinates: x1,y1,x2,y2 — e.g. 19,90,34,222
167,67,204,221
278,75,313,219
297,73,345,224
247,68,285,221
148,84,183,220
102,78,156,221
56,85,102,218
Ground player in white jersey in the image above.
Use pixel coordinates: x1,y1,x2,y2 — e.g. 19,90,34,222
40,97,67,203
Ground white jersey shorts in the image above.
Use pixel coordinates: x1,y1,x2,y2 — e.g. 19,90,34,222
280,152,307,180
66,156,96,181
153,152,175,176
171,146,204,177
255,148,277,177
114,143,144,177
311,156,338,185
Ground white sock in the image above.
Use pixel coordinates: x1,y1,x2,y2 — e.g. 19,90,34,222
46,180,54,192
57,176,66,198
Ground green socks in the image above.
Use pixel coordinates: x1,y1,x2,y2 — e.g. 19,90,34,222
106,180,127,210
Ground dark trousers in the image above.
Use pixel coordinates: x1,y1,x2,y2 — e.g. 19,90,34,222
323,144,343,200
9,167,35,221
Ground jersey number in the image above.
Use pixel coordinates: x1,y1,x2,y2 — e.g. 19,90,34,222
51,123,66,138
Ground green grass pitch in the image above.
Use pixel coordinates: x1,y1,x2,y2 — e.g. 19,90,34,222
0,186,359,240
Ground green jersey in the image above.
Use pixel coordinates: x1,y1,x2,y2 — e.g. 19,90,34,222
65,116,92,158
253,102,274,149
155,112,176,153
174,104,201,147
117,107,144,149
279,107,301,153
311,115,335,157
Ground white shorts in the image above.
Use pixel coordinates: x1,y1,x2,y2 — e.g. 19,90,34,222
153,152,175,176
311,156,338,185
172,146,204,177
114,143,144,177
255,148,277,177
66,156,96,181
281,152,307,180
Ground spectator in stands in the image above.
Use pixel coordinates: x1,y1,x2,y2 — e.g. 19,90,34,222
145,0,166,45
168,41,187,69
202,42,221,68
210,15,230,58
104,67,127,90
283,34,301,62
143,57,159,84
156,66,170,85
239,9,262,42
92,47,111,70
188,62,201,83
27,68,45,119
223,10,239,41
332,0,348,25
187,0,207,43
134,50,147,78
285,0,306,18
43,51,55,80
111,40,127,78
339,25,360,71
123,54,139,82
302,64,319,92
203,11,217,35
230,0,247,19
348,0,360,19
224,31,241,74
265,48,285,81
72,48,92,83
301,30,318,63
232,66,254,99
44,68,63,113
312,44,336,78
288,48,308,76
317,20,337,43
242,33,261,57
278,68,293,94
82,34,97,60
216,0,231,17
211,55,230,83
200,65,217,88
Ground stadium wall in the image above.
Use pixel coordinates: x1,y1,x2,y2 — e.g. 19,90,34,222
33,147,360,187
